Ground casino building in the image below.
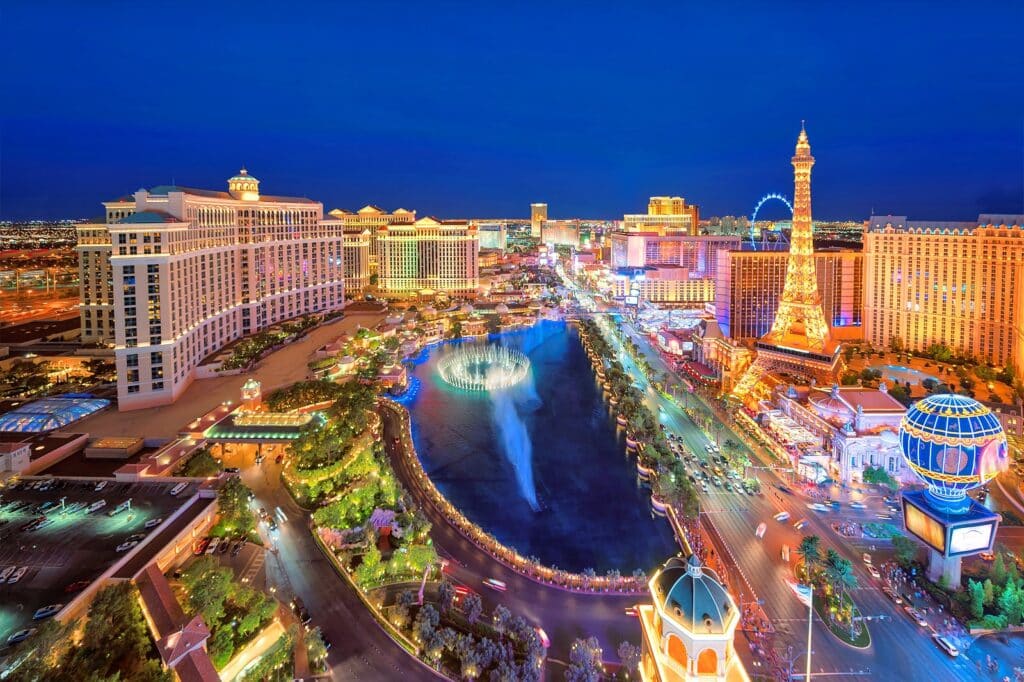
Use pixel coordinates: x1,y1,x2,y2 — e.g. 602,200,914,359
637,555,747,681
76,170,346,411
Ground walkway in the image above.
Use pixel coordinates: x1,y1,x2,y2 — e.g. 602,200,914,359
76,311,385,439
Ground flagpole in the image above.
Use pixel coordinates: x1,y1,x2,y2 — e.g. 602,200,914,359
806,583,813,681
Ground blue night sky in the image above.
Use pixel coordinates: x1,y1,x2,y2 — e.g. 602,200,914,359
2,1,1022,222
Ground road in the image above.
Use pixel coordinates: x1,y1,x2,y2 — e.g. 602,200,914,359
602,312,989,680
231,436,437,681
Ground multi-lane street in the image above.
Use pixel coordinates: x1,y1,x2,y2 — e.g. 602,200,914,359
603,311,1000,680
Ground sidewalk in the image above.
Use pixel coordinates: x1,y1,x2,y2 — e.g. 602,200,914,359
217,616,287,681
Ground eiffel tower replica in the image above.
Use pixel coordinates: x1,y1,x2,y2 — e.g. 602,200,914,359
731,125,841,403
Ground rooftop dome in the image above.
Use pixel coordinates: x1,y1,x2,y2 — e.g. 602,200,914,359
228,167,259,184
495,303,509,314
652,555,736,635
808,385,854,423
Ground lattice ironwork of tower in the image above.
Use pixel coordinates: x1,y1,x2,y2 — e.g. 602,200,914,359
731,126,840,402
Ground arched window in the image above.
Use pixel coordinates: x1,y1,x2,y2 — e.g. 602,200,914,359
666,634,688,667
697,648,718,675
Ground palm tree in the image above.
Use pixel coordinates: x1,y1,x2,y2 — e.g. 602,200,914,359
796,535,822,575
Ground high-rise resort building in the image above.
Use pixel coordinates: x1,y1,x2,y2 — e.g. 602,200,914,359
376,217,480,297
715,249,863,342
530,203,548,239
864,214,1024,380
328,205,416,275
624,196,700,235
76,170,346,411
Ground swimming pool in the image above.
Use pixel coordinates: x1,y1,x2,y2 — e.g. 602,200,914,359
874,364,941,386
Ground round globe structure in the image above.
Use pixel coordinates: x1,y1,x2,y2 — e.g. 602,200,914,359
438,344,531,392
899,394,1008,513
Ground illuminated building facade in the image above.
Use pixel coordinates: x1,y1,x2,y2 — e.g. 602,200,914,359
715,249,863,341
77,170,345,411
611,266,715,305
732,127,840,402
864,215,1024,377
327,213,372,295
611,233,739,273
541,219,581,247
477,222,508,251
637,555,745,681
625,196,700,235
530,203,547,238
377,217,480,296
329,205,416,273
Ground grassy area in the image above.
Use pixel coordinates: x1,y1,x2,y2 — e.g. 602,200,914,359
813,589,871,649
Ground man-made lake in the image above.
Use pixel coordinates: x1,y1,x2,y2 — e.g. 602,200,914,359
399,321,678,573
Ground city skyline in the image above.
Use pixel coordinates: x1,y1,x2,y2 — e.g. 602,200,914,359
2,2,1023,222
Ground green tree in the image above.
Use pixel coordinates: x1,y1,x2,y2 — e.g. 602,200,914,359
414,604,439,643
212,476,257,537
449,319,463,339
464,592,483,626
180,448,221,477
967,579,985,619
617,641,642,676
492,604,512,637
983,578,996,607
797,535,822,574
991,553,1008,586
998,581,1021,625
891,535,919,566
208,626,236,669
565,636,603,682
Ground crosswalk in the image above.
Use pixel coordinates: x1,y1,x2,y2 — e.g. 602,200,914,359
240,549,265,584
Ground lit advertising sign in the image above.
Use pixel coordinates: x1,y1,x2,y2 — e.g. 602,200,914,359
625,296,639,306
903,501,946,553
949,523,994,556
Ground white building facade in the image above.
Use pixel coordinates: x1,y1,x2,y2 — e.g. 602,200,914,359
78,170,345,411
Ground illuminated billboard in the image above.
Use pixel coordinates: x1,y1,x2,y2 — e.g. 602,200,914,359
949,524,994,556
903,500,946,553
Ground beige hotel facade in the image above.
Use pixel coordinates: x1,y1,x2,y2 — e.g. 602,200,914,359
76,170,346,411
864,214,1024,380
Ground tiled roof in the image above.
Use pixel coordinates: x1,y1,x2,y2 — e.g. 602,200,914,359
116,210,180,225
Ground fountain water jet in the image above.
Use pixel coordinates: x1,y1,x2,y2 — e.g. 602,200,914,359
438,343,540,511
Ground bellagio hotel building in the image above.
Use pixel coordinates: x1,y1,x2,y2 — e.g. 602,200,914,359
864,214,1024,381
76,170,345,411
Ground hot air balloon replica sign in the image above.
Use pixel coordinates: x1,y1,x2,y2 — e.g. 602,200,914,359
898,394,1008,586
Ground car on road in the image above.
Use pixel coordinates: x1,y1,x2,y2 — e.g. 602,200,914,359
483,578,507,592
931,633,959,657
169,482,188,496
904,605,929,627
755,522,767,539
94,481,108,492
979,551,995,561
145,517,163,529
781,544,791,562
6,628,35,646
267,519,278,533
867,565,881,580
793,518,808,531
862,553,872,565
773,511,791,522
806,503,830,512
33,604,63,620
291,597,311,625
224,467,240,474
275,454,284,464
274,507,288,522
777,484,793,495
624,607,638,617
535,627,551,649
65,580,91,593
882,586,902,604
116,540,139,553
848,502,867,509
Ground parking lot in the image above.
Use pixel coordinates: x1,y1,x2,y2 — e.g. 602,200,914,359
0,478,196,646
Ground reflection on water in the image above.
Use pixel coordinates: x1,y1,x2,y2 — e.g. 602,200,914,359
404,321,678,573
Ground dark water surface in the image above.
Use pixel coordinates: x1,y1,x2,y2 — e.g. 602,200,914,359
399,321,678,573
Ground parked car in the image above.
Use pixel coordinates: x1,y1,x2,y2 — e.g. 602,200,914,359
194,538,211,555
65,580,91,593
33,604,64,620
116,540,139,553
6,628,35,645
8,567,28,584
145,517,163,529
